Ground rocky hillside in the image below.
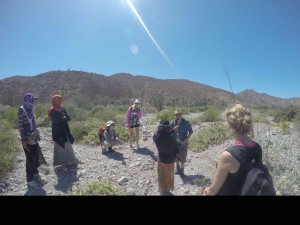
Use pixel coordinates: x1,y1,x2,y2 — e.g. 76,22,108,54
1,70,299,107
237,89,300,107
0,70,239,107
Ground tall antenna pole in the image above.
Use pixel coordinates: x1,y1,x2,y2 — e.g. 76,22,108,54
223,65,236,102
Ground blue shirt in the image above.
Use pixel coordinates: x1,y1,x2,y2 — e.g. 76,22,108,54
170,118,193,141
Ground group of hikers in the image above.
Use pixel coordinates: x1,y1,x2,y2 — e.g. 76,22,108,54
17,92,274,196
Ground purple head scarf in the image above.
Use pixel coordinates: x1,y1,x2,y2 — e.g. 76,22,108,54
23,93,36,119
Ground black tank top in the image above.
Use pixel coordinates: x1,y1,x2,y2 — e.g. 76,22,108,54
216,143,262,195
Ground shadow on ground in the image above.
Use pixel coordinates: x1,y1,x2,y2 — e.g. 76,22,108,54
102,150,124,161
24,185,47,196
134,147,157,162
54,165,78,193
179,174,211,187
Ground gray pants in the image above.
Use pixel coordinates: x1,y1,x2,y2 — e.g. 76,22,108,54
176,143,188,163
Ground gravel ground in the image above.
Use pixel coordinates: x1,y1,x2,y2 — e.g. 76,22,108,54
0,113,298,196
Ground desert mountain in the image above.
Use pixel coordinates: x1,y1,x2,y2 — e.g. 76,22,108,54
0,70,237,107
0,70,298,107
237,89,300,107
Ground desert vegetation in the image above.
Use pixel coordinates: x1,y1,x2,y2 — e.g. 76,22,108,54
73,180,124,196
1,102,300,195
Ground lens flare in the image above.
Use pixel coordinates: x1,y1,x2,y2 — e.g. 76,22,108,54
125,0,178,73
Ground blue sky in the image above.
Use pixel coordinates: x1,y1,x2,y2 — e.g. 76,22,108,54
1,0,299,98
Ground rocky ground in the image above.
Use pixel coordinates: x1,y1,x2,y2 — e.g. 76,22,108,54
0,113,297,196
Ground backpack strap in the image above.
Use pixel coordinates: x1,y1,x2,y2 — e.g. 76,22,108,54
20,106,34,131
226,146,253,171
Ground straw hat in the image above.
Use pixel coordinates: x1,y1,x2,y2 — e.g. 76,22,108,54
174,108,183,115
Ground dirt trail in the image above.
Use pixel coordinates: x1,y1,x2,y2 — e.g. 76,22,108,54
0,113,240,196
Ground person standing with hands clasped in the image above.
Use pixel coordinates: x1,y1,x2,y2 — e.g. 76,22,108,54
170,109,193,176
48,94,78,173
203,104,263,195
18,93,46,187
125,99,142,148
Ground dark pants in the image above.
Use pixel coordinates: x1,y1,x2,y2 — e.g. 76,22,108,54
23,144,39,182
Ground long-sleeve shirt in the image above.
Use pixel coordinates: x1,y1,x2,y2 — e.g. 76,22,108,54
18,106,36,142
170,118,193,141
103,129,117,144
49,107,71,148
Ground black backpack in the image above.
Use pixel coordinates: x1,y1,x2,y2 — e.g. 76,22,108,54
227,146,276,196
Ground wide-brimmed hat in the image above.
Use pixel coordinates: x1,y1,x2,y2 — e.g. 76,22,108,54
174,109,183,115
106,120,115,127
134,99,140,104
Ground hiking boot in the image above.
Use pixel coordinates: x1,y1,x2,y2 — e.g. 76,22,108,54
54,165,62,174
175,165,181,175
179,168,185,177
34,174,47,184
27,180,38,187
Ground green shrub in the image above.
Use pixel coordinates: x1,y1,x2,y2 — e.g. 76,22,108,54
111,104,129,114
272,106,299,123
156,109,175,122
142,106,157,114
62,104,89,122
190,115,202,126
0,107,18,128
189,106,208,113
73,180,124,195
0,120,22,179
257,131,300,195
293,114,300,132
91,107,119,123
276,122,290,135
115,125,129,142
34,103,49,118
69,121,93,143
200,106,222,122
189,123,230,153
145,116,158,125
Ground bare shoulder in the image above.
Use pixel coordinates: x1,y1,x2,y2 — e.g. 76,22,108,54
219,151,236,163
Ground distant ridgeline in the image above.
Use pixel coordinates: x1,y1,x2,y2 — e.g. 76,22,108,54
0,70,299,108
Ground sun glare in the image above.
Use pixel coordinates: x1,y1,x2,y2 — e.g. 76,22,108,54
124,0,178,73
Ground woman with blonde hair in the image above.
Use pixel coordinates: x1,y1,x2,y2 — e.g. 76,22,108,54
203,104,263,195
125,99,142,148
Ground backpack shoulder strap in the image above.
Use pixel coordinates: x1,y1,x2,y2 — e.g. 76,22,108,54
20,106,29,119
226,146,245,163
226,146,252,171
